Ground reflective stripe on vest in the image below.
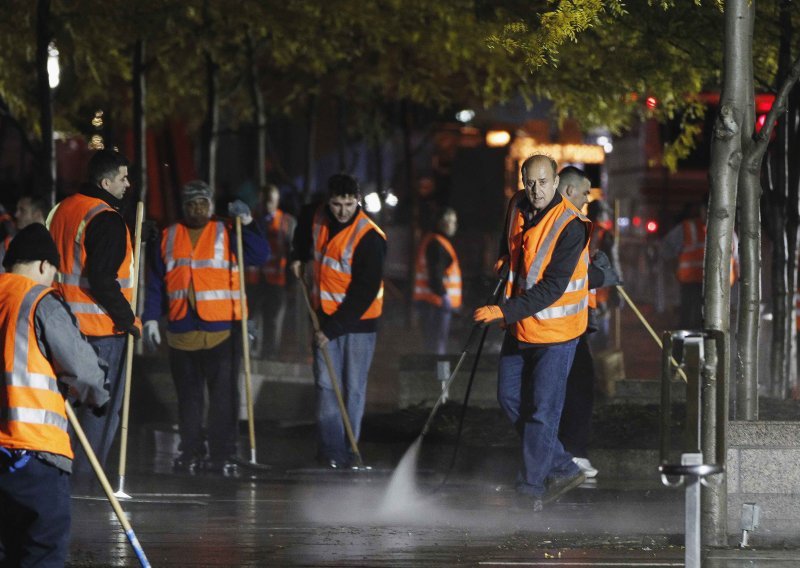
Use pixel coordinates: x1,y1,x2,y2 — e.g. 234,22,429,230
0,275,71,458
504,192,591,344
412,233,462,308
312,206,386,319
162,221,242,322
48,195,133,336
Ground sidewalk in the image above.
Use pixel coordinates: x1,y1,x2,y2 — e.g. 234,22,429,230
66,414,800,567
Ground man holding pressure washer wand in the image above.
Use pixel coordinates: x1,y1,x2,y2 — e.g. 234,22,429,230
473,154,591,511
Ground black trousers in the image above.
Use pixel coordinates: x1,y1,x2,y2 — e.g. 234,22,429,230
169,329,242,461
558,333,596,458
679,283,703,330
0,457,70,567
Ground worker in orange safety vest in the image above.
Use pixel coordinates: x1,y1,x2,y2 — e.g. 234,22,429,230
142,181,269,476
47,149,140,489
290,174,386,469
413,207,462,355
474,155,591,509
245,184,296,359
0,223,108,566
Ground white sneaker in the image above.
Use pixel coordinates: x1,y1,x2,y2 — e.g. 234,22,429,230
573,457,598,478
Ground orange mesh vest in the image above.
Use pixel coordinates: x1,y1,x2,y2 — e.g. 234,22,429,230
263,210,293,286
312,206,386,319
162,221,243,323
0,274,72,458
412,233,462,308
504,192,591,344
677,219,736,286
48,194,133,336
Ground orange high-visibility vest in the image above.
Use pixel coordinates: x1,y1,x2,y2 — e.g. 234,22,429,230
312,206,386,319
412,233,462,308
504,191,591,344
245,210,294,286
0,274,72,459
676,219,737,286
48,194,133,337
162,221,242,323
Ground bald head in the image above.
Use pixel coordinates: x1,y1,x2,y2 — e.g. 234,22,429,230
521,155,559,213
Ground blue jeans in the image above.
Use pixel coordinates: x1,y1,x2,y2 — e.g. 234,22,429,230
313,332,376,465
0,457,71,567
497,336,579,496
70,335,127,477
415,301,453,355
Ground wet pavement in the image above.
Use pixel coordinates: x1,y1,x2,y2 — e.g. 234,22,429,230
67,431,800,567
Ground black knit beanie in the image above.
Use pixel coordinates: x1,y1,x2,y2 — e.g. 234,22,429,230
3,223,60,270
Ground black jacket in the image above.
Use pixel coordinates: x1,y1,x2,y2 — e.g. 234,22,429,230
79,185,136,335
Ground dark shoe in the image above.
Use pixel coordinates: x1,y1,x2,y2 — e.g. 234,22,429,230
172,454,199,474
543,471,586,504
200,458,239,477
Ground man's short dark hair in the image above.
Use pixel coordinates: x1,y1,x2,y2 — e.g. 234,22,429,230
558,166,589,189
328,174,360,198
87,149,129,187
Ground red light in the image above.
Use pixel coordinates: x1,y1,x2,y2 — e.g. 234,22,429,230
756,114,767,132
632,216,642,227
646,220,658,233
755,93,775,114
646,96,657,110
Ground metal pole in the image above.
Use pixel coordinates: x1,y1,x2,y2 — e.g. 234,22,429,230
683,453,703,568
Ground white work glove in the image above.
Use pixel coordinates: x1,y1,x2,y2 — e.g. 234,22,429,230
228,199,253,225
143,320,161,351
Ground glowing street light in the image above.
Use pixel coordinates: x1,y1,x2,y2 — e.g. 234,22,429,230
364,192,382,213
455,109,475,123
47,42,60,89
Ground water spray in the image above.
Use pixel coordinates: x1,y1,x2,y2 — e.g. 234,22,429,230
380,273,506,513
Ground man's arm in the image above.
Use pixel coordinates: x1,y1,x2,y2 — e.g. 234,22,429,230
425,238,450,297
35,294,109,408
230,222,270,266
319,230,386,339
142,235,167,323
83,211,136,332
290,204,316,264
499,218,588,324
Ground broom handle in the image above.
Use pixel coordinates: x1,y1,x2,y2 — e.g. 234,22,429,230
296,272,363,466
67,401,151,567
235,217,258,464
615,285,688,383
117,201,144,492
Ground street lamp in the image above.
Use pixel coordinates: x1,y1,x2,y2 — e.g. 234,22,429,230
47,42,60,89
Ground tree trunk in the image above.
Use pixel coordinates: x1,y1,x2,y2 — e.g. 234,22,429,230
133,39,147,206
302,94,318,204
337,97,347,172
36,0,54,205
402,101,416,324
246,35,267,190
202,53,218,186
705,0,754,546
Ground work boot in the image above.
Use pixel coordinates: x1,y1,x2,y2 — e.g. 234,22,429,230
172,454,199,474
543,471,586,504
